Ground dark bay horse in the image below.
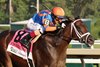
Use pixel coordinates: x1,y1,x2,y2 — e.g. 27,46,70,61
0,19,94,67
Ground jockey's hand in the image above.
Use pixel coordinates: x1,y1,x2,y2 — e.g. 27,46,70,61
56,24,62,29
34,30,41,35
61,23,66,28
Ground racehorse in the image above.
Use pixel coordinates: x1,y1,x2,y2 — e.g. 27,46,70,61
0,18,94,67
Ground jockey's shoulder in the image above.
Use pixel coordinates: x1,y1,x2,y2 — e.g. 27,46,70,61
39,10,51,16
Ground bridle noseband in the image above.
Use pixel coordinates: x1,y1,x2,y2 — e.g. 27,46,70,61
71,19,90,44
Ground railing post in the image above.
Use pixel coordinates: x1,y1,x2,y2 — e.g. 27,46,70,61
80,58,85,67
37,0,39,13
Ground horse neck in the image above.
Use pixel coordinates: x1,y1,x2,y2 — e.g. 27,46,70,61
43,28,72,54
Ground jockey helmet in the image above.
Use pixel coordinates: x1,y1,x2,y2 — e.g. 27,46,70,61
52,7,65,18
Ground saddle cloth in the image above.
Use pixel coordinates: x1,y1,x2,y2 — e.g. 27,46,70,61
7,30,33,60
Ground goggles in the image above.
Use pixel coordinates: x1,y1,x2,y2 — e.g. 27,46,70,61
57,16,64,19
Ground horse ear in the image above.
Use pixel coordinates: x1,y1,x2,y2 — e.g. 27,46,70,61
64,16,73,22
75,16,80,20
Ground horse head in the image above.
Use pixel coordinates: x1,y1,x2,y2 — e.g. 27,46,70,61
62,18,94,47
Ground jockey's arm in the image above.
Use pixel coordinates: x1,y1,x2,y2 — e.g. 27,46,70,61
43,24,57,31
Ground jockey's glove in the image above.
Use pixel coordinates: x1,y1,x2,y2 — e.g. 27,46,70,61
56,24,62,29
61,23,66,28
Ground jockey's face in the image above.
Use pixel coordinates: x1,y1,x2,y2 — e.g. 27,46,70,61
54,16,64,24
55,16,63,23
52,14,63,23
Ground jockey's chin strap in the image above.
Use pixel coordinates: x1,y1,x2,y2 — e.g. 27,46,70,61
71,19,90,44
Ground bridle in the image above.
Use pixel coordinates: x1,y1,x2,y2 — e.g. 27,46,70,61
71,19,91,44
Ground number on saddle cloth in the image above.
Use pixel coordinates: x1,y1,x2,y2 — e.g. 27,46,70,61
14,30,26,42
14,30,30,48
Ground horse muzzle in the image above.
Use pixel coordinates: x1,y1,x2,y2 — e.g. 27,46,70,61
87,35,94,46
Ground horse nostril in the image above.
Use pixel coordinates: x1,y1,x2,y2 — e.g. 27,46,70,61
87,36,94,45
90,40,93,44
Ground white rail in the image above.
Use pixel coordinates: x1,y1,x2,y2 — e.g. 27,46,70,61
70,40,100,45
0,24,10,27
66,59,100,64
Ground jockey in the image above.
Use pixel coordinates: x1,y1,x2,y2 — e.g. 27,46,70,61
20,7,65,48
